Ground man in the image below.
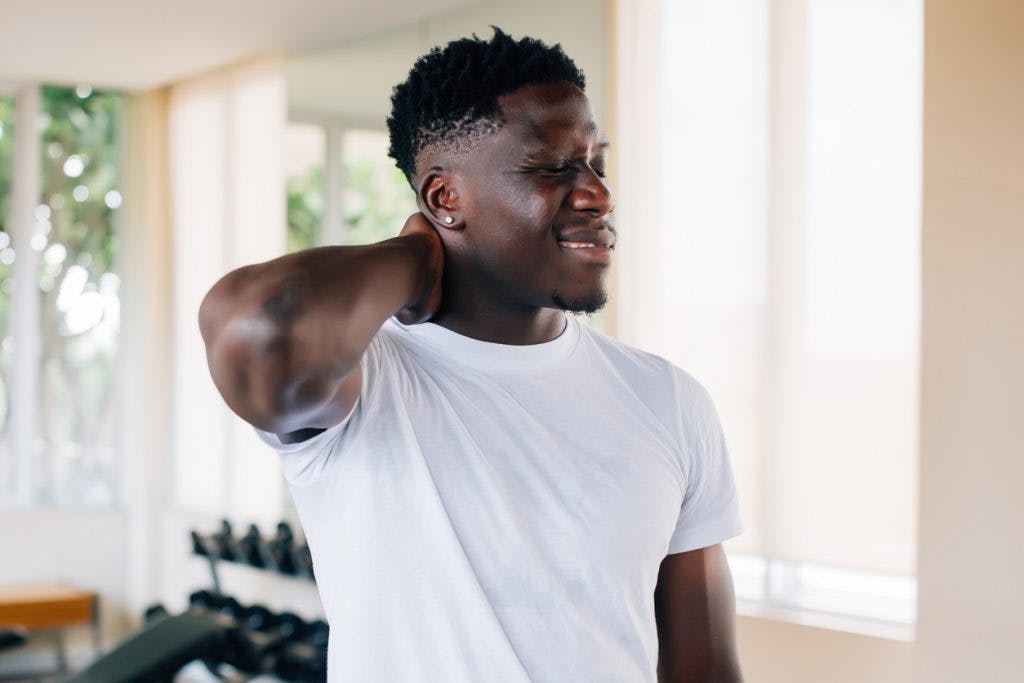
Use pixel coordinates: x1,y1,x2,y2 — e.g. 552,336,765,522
200,28,743,682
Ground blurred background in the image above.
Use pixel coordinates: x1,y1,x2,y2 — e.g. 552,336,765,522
0,0,1020,681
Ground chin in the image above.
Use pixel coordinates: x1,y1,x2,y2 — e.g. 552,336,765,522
551,290,608,315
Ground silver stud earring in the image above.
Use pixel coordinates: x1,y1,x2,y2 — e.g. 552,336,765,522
444,216,454,225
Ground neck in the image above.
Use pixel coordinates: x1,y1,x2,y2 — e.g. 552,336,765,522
432,307,566,345
430,267,566,345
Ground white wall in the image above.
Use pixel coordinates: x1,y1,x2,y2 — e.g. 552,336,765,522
916,0,1024,680
0,508,128,644
288,0,609,131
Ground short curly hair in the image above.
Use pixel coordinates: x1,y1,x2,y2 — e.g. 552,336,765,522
386,27,586,185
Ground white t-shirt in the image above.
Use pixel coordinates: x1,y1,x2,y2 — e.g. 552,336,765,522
257,315,741,682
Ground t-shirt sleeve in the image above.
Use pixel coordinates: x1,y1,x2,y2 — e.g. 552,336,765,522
252,327,385,487
667,369,743,554
254,414,352,486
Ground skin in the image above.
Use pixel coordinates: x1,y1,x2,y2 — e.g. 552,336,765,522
199,79,741,681
416,81,616,344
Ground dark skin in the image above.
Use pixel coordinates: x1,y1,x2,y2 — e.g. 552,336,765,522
199,80,741,682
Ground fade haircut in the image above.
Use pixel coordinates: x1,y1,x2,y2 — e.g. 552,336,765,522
386,27,586,185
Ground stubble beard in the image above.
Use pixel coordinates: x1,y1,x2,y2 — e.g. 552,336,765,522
551,290,608,316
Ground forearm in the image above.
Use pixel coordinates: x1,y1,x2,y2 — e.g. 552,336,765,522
199,234,434,430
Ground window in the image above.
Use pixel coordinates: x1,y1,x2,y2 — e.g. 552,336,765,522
617,0,922,633
285,122,325,253
0,95,14,490
338,129,415,246
285,122,415,251
0,84,122,506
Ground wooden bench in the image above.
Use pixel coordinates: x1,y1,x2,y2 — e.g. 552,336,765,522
0,584,100,679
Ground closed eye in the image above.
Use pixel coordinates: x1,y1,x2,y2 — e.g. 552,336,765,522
541,162,573,175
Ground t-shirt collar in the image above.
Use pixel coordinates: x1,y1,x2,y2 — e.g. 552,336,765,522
389,314,581,373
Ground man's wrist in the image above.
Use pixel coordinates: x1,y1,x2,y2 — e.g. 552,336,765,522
393,232,443,324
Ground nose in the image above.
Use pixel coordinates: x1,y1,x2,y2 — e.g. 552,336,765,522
569,167,614,217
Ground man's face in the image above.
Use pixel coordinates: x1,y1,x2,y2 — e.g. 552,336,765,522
454,81,615,314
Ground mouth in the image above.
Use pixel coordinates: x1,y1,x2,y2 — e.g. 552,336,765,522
558,240,604,249
556,227,615,263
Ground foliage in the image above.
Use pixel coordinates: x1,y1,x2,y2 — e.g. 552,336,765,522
341,157,416,246
38,85,120,279
0,85,121,504
0,97,14,330
287,166,323,253
285,132,417,253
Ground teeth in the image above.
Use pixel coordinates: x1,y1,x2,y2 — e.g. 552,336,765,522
559,241,596,248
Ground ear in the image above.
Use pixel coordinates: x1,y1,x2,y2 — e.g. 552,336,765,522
417,167,464,231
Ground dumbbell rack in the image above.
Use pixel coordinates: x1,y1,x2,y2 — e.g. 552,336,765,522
65,521,330,682
191,520,316,594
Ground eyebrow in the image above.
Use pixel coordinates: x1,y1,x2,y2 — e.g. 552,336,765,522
523,141,611,159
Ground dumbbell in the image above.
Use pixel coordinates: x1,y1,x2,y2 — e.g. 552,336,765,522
228,605,310,674
267,522,298,575
274,640,327,683
238,604,274,632
143,603,169,624
270,611,307,641
210,519,240,562
190,529,212,557
225,622,283,672
268,615,326,683
188,589,230,614
185,595,276,674
295,542,315,579
0,628,27,653
237,523,268,568
304,619,328,650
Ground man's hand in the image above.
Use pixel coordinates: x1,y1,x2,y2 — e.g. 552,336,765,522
395,212,444,324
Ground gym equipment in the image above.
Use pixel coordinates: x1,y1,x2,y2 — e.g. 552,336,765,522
211,519,240,562
295,542,315,579
142,604,169,625
189,519,316,582
67,517,328,682
238,523,269,567
267,522,298,575
0,584,100,681
0,627,27,652
65,596,328,682
63,612,229,683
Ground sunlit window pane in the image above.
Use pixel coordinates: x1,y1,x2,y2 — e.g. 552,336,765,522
650,0,921,576
34,85,121,505
285,122,325,253
340,129,415,245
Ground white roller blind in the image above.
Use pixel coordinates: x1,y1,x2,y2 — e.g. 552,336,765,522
616,0,921,574
169,58,288,526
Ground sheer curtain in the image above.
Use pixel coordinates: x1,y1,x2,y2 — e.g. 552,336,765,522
616,0,921,580
168,58,288,525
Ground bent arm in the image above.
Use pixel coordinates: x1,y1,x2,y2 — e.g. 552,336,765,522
655,544,743,683
198,215,442,437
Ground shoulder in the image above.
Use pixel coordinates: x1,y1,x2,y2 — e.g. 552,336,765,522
577,322,719,430
577,321,675,375
577,321,704,395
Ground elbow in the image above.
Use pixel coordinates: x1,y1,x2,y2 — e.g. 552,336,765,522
199,266,345,432
206,311,341,433
203,307,296,431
